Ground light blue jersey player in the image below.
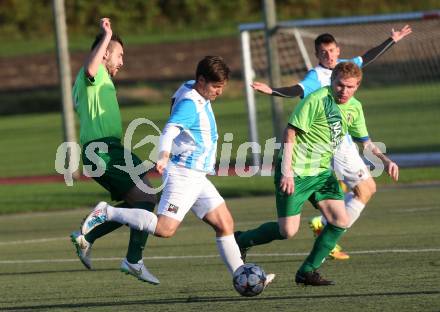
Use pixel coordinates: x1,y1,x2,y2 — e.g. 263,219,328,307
299,56,362,98
80,56,276,290
250,26,411,260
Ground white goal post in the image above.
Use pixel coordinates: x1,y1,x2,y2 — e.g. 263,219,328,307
239,11,440,166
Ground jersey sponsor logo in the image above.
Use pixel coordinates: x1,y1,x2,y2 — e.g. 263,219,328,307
167,203,179,214
329,120,343,149
323,95,344,150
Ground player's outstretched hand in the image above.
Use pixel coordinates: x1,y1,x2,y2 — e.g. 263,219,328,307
386,161,399,181
100,17,112,35
251,81,272,95
391,24,412,42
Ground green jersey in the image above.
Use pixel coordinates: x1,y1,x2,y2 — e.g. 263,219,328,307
73,64,122,145
286,86,368,177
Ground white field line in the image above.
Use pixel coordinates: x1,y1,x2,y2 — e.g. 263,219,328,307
0,220,285,246
393,207,438,213
1,248,440,265
0,237,67,246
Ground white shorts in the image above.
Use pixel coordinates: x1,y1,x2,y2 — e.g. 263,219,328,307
332,135,371,189
157,164,225,222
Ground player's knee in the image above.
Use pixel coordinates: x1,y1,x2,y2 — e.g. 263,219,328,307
154,223,177,238
213,217,234,236
338,216,350,228
354,179,376,203
204,206,235,235
156,229,175,238
337,211,350,228
368,179,377,196
363,180,376,202
279,226,298,239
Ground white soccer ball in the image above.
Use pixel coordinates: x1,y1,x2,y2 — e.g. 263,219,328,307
232,263,267,297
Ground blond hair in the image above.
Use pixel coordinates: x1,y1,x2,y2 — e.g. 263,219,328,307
331,62,362,83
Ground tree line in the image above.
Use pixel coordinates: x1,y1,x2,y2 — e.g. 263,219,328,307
0,0,437,39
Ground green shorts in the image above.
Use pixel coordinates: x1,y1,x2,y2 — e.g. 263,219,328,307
274,166,344,218
82,137,147,201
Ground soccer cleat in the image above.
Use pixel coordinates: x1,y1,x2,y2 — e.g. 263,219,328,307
339,180,349,193
120,258,160,285
264,273,276,289
295,270,335,286
234,231,250,262
70,231,92,270
81,202,108,235
309,217,350,260
329,244,350,260
309,216,324,237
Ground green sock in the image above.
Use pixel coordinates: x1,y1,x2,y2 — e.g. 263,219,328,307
84,201,130,243
298,223,346,274
237,221,285,249
126,201,156,264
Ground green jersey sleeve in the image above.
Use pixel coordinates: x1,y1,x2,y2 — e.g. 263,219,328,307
85,64,105,86
348,103,369,141
288,95,320,133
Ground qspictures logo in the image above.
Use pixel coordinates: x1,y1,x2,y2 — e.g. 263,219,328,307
55,118,389,194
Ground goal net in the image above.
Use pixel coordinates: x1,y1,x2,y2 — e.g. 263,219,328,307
239,11,440,163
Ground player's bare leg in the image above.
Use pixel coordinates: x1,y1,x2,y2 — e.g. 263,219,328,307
348,177,376,226
203,202,244,274
309,177,376,260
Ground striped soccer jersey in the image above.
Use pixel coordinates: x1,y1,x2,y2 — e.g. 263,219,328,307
298,57,363,98
167,80,218,173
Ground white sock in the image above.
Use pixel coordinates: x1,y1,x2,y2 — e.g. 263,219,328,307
345,192,366,228
216,234,244,275
106,204,158,235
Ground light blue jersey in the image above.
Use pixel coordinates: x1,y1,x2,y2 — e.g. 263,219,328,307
298,57,363,98
167,80,218,173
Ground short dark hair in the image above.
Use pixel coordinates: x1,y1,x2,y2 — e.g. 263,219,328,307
195,56,230,83
331,62,363,83
314,33,337,52
90,33,124,51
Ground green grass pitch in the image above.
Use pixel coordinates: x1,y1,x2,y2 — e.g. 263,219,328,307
0,185,439,311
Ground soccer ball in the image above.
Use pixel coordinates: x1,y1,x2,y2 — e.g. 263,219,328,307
232,263,267,297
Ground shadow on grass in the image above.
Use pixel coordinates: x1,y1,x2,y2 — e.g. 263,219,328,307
1,290,439,310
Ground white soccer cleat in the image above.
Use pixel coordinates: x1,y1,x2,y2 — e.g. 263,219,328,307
70,231,92,270
81,202,108,235
120,258,160,285
264,273,276,289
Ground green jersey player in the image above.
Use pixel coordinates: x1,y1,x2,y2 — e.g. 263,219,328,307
70,18,159,285
250,26,410,260
236,62,398,285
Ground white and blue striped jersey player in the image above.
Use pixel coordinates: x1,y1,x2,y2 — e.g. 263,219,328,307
156,80,225,223
299,57,363,98
167,80,218,174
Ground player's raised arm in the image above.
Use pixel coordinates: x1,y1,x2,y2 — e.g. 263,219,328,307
251,81,304,98
84,18,113,78
361,24,412,67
